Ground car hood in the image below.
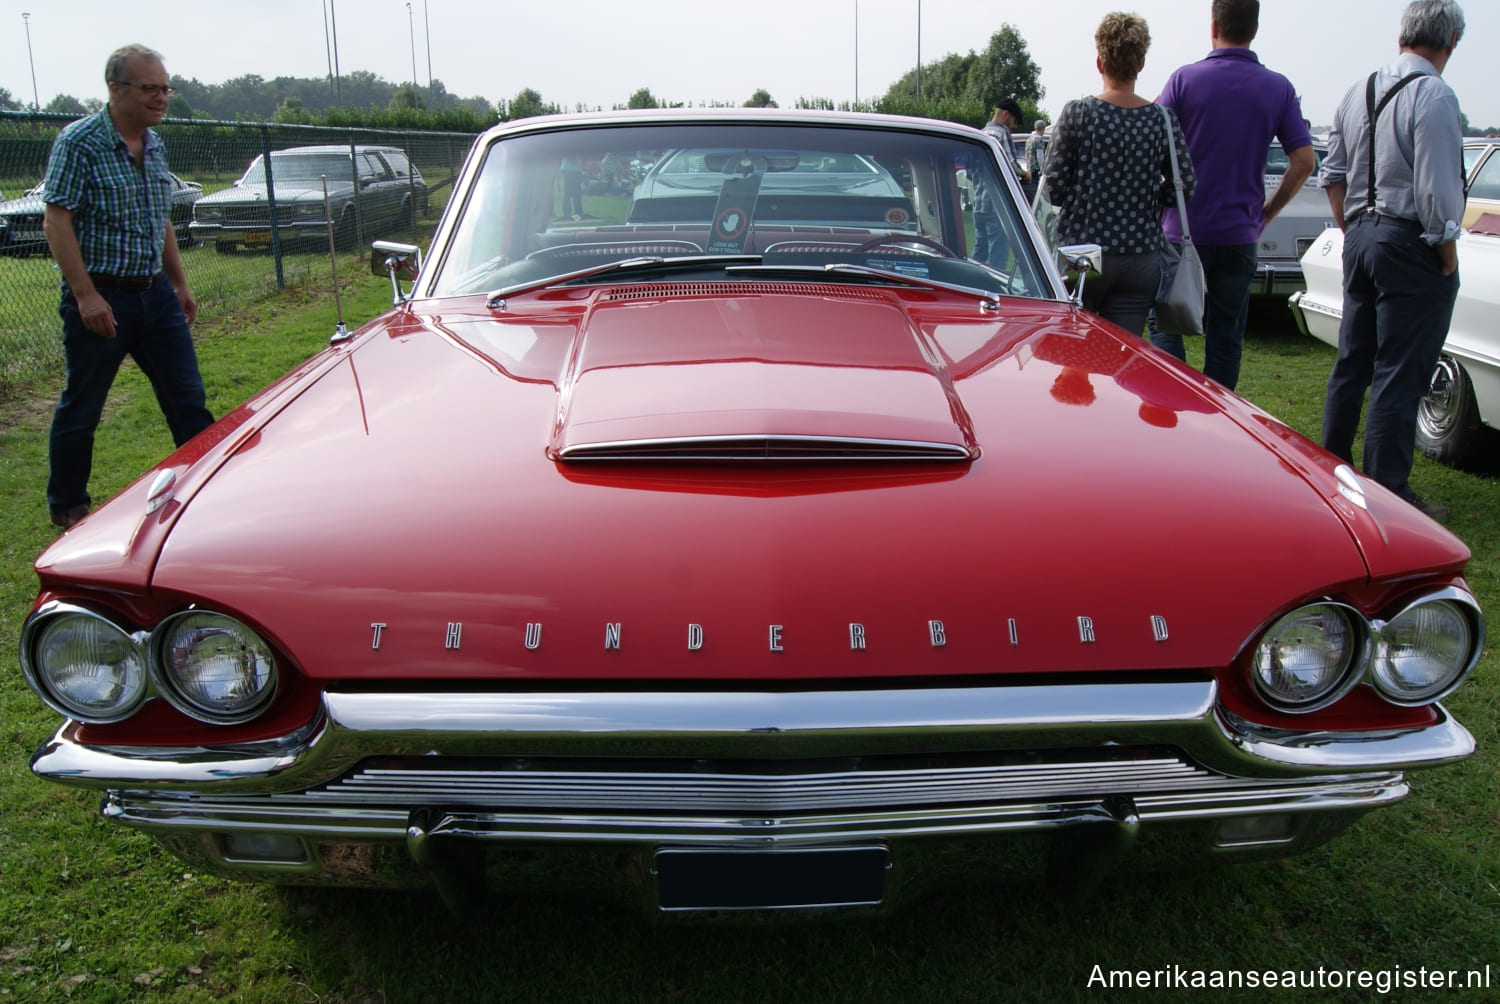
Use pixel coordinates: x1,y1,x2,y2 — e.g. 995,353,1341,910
43,284,1470,684
0,194,43,215
196,183,350,207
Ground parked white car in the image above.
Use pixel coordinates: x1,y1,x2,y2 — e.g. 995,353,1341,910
1289,224,1500,467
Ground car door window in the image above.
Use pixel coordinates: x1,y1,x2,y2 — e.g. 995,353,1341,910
1468,150,1500,202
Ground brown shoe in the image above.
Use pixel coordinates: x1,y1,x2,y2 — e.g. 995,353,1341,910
50,504,90,530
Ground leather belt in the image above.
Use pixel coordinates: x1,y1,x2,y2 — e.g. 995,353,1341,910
89,272,158,291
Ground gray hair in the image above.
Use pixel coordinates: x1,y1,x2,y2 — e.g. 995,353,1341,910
1399,0,1464,50
104,44,164,84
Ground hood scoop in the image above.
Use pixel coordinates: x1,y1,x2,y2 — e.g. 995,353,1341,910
549,288,978,463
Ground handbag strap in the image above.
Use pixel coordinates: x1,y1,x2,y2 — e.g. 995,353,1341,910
1158,104,1192,243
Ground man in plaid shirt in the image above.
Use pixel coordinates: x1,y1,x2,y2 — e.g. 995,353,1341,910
41,43,213,530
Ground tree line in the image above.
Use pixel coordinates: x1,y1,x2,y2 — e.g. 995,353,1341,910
0,25,1052,134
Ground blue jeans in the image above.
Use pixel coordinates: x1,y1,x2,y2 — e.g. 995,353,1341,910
1148,242,1258,390
1321,215,1457,501
972,208,1008,268
48,276,214,514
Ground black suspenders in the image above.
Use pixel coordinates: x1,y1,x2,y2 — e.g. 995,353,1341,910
1361,70,1427,216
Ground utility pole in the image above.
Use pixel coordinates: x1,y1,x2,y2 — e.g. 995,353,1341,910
424,0,434,106
22,12,41,112
915,0,922,100
406,3,419,101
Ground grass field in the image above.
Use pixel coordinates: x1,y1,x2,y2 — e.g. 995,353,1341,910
0,287,1496,1003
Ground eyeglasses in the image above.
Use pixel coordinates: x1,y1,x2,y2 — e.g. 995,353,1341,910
112,81,176,98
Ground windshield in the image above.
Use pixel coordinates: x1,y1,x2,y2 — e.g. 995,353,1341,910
430,121,1051,300
242,153,356,186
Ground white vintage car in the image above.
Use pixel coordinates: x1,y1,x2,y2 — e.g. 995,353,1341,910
1289,220,1500,467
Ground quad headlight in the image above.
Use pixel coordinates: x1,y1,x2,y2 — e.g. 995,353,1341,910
1370,596,1480,705
1251,588,1483,713
1251,603,1367,713
20,603,278,725
20,606,149,723
151,611,277,723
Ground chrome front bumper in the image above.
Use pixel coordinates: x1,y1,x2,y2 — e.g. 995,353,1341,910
32,679,1472,911
1253,261,1304,298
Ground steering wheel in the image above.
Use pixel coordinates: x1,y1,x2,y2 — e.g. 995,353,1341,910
852,233,959,259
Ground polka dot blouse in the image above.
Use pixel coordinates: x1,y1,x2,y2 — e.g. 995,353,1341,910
1042,96,1195,255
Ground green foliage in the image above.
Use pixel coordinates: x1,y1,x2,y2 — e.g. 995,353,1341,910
627,88,660,110
883,23,1043,115
0,86,23,111
503,88,557,121
388,84,426,113
42,94,85,115
744,88,777,109
968,25,1045,109
272,96,313,125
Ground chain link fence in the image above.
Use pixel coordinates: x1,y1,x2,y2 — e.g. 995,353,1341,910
0,111,479,399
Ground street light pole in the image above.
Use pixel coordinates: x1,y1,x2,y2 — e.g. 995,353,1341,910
22,12,41,113
915,0,922,100
423,0,434,106
329,0,343,105
407,3,418,93
853,0,858,107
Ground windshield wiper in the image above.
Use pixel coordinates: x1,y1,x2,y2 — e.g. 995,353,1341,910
725,262,1001,310
485,254,762,308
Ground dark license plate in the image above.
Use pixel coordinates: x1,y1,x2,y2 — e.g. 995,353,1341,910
655,845,887,912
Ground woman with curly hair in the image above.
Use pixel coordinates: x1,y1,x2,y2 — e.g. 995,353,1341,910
1042,12,1194,334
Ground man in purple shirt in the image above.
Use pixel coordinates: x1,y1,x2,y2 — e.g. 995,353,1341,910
1149,0,1314,390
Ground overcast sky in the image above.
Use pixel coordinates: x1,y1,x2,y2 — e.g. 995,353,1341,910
7,0,1497,129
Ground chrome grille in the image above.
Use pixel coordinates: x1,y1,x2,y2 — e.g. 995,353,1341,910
219,206,298,225
271,754,1265,814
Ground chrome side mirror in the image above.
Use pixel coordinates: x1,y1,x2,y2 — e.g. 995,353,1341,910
1058,243,1102,305
371,240,422,304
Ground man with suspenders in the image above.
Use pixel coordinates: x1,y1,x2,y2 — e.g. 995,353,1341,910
1319,0,1465,521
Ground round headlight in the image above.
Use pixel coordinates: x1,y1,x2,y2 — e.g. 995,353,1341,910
1251,603,1366,713
152,611,277,723
1371,599,1477,705
21,608,148,723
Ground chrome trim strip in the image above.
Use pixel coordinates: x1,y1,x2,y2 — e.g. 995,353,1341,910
557,433,974,462
101,773,1409,844
30,680,1474,794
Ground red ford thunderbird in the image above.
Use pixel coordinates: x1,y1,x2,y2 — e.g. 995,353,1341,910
19,110,1484,916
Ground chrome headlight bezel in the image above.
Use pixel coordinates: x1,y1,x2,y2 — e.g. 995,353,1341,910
19,602,151,724
1248,587,1484,715
148,610,279,725
1250,601,1370,714
1368,587,1485,706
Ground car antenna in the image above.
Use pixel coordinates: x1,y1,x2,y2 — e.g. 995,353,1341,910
323,175,352,344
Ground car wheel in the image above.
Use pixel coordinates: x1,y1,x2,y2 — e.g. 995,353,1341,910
334,212,358,250
1416,354,1484,466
